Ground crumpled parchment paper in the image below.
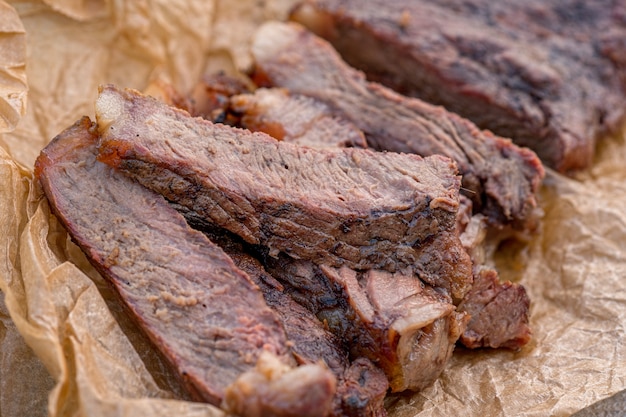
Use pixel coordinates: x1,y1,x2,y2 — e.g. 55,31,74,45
1,1,626,416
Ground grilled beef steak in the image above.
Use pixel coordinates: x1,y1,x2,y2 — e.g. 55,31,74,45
230,88,368,149
457,268,531,349
34,117,336,414
94,84,473,300
250,21,544,231
219,236,389,417
265,256,468,392
290,0,626,173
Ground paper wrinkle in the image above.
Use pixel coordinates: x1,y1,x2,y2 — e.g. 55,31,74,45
0,1,27,135
1,1,626,416
40,0,108,21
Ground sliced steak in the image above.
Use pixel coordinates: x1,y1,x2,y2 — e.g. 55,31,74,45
290,0,626,172
219,236,388,417
425,0,626,79
457,268,531,350
95,84,473,300
34,117,336,413
251,21,544,231
265,256,468,393
229,88,367,148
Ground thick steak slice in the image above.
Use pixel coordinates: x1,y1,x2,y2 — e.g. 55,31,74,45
290,0,626,173
250,21,544,231
266,257,468,393
95,84,473,300
34,117,336,412
229,88,368,149
219,236,388,417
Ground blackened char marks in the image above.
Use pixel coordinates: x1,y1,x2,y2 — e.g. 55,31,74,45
265,256,468,393
251,21,544,231
220,237,388,417
290,0,626,172
228,247,349,373
34,117,296,407
95,84,473,300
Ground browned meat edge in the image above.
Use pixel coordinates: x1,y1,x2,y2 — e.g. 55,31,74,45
216,233,389,417
290,0,625,173
264,255,468,392
250,21,544,231
34,117,336,411
94,84,473,301
230,88,368,149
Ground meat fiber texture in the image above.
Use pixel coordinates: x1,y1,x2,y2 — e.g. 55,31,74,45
290,0,626,173
216,235,389,417
229,87,368,149
250,21,545,232
4,1,626,417
94,84,474,301
265,256,468,393
34,117,337,416
172,79,528,351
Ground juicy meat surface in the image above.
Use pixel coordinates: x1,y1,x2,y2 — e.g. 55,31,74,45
265,256,468,393
34,117,314,407
290,0,626,173
229,88,368,149
457,268,531,349
219,236,389,417
251,21,544,231
95,84,473,300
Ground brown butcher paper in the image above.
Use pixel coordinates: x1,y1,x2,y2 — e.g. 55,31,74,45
1,1,625,416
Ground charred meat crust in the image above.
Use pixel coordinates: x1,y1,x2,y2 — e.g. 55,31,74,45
290,0,626,173
250,21,544,232
218,235,389,417
34,117,299,406
95,84,473,300
264,254,468,393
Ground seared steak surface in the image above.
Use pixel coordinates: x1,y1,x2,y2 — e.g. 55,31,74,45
251,21,544,231
95,84,473,300
35,75,539,412
34,117,337,412
291,0,626,172
220,236,389,417
265,256,468,392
